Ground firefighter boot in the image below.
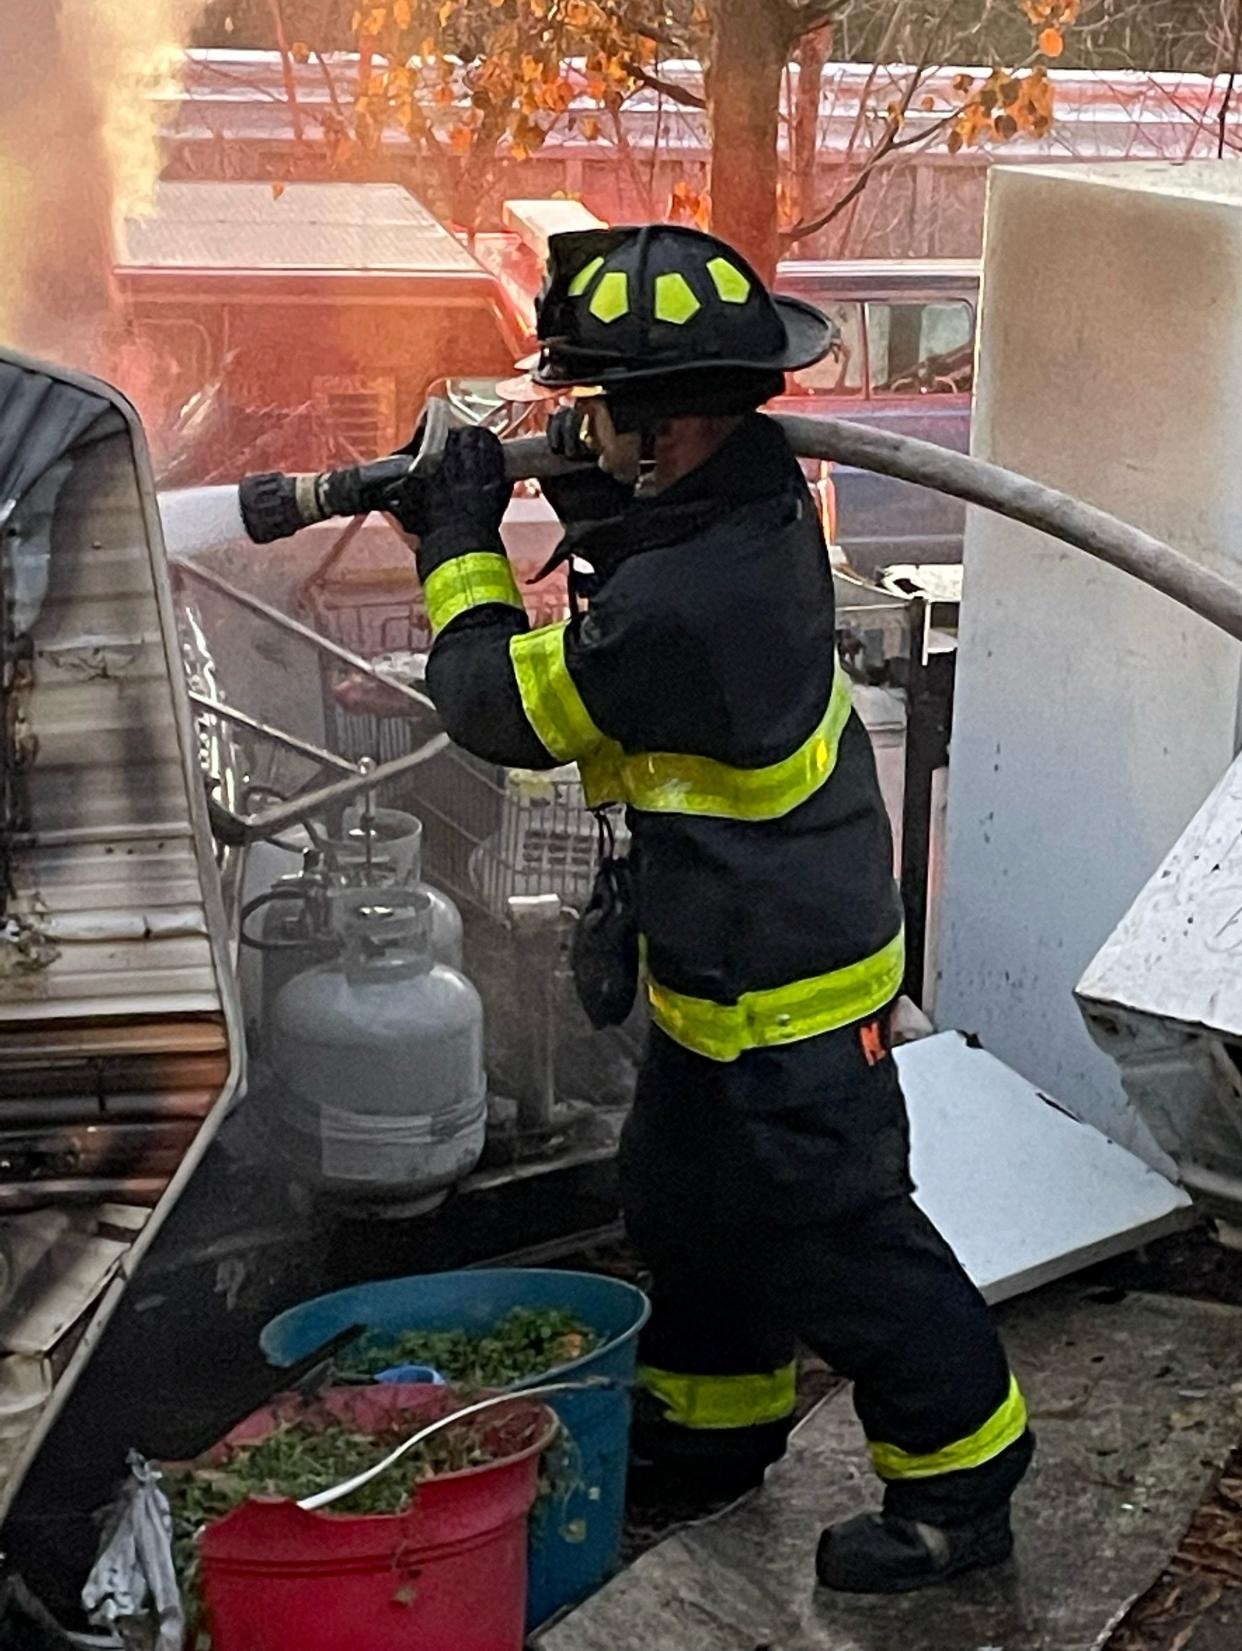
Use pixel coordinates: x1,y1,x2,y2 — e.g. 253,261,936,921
815,1504,1014,1595
629,1386,793,1503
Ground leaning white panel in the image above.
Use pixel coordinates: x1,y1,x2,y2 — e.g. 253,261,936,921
1078,751,1242,1222
898,1031,1192,1303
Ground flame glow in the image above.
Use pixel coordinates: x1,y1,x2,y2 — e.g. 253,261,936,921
0,0,201,378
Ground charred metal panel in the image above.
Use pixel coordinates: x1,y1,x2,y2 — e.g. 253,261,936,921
0,351,241,1523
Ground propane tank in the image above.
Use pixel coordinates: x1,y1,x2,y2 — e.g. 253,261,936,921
238,808,463,1044
254,857,338,1036
237,833,310,1035
268,891,486,1212
329,804,463,969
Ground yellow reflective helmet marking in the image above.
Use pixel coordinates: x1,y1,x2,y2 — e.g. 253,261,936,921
868,1374,1029,1481
707,256,752,304
639,1362,798,1429
589,270,630,324
646,929,906,1063
568,254,605,298
654,270,702,325
423,552,524,635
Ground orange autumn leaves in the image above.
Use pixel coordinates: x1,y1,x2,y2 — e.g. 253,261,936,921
298,0,1078,223
947,65,1054,152
947,0,1078,153
341,0,656,163
1023,0,1080,63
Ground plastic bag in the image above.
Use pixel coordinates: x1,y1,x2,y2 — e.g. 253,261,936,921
81,1452,183,1651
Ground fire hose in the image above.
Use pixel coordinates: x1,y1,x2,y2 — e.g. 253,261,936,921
238,399,1242,644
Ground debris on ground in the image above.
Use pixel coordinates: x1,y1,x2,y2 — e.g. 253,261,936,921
1107,1450,1242,1651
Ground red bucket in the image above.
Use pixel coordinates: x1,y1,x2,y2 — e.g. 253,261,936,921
188,1385,558,1651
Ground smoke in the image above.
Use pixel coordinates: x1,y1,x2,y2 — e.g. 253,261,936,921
0,0,202,380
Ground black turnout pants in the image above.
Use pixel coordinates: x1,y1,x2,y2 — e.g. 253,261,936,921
619,1022,1033,1524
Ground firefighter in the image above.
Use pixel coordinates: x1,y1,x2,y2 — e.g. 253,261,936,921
392,224,1033,1593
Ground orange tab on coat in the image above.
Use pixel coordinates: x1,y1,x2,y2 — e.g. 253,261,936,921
860,1019,888,1067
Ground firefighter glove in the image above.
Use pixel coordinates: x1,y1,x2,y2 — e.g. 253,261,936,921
547,405,597,464
419,426,513,558
542,406,633,526
378,413,430,535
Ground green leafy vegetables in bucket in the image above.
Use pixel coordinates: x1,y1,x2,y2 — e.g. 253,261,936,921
337,1305,599,1385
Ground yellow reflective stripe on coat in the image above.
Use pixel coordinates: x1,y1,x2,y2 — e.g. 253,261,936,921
510,622,605,762
509,622,852,821
622,663,852,820
868,1374,1028,1482
424,552,524,635
639,1361,798,1430
647,929,905,1063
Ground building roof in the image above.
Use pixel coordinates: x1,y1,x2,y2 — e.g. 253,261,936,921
116,181,484,275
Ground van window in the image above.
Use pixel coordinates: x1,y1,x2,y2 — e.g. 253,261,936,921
790,300,864,396
867,301,974,396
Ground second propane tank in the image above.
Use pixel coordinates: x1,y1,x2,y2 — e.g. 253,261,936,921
239,805,463,1043
269,890,486,1212
334,804,463,965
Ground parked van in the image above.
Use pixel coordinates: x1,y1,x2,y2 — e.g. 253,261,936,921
775,259,978,578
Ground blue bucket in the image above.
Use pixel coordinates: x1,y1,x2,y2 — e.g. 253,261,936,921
260,1268,650,1629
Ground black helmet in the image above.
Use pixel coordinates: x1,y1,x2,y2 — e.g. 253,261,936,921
532,223,835,395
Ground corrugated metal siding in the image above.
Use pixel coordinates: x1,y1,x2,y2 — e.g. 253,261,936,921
3,425,219,1020
0,356,241,1523
116,181,484,274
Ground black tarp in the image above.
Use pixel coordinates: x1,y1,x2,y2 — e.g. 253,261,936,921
0,359,110,523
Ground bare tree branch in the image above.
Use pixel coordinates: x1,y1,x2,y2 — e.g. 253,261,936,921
784,0,855,33
781,1,947,246
611,7,692,53
266,0,304,142
311,50,347,126
1219,0,1242,156
623,62,706,109
608,100,657,217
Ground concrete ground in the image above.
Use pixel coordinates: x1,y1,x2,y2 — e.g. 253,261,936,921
536,1281,1242,1651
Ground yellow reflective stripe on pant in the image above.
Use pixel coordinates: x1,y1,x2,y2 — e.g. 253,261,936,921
647,929,905,1063
509,623,854,821
424,552,524,635
868,1374,1028,1481
639,1362,798,1430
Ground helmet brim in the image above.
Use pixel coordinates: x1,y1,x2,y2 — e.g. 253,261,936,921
494,372,557,403
531,295,836,388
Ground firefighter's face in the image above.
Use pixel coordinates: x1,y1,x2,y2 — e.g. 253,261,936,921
580,397,642,486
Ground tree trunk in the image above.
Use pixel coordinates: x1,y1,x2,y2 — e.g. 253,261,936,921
793,22,832,223
705,0,791,280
